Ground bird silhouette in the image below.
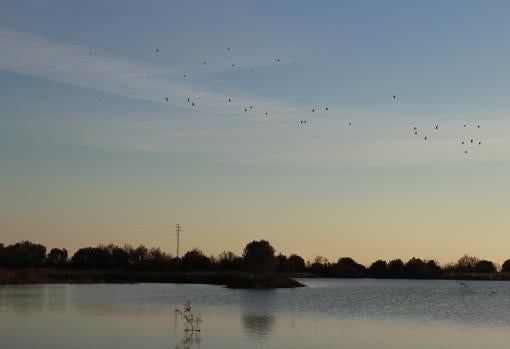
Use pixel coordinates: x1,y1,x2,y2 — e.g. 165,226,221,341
276,58,280,63
226,47,231,51
187,98,190,103
435,125,438,130
231,64,236,68
164,97,169,102
393,95,396,100
265,112,269,116
244,108,247,112
325,107,329,111
348,122,352,126
155,48,160,53
312,108,315,112
203,62,207,65
228,98,231,102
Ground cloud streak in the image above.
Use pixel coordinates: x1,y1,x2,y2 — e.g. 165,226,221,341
0,27,302,117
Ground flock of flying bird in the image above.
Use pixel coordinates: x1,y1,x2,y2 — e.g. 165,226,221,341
32,45,484,156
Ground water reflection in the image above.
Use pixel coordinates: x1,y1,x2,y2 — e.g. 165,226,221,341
174,331,201,349
240,290,276,341
0,285,67,313
241,313,275,339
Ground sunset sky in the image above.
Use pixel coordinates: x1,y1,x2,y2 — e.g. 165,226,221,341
2,0,510,264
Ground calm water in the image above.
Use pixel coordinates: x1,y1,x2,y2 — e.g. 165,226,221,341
1,279,510,349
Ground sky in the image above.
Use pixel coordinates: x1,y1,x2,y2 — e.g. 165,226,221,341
2,0,510,265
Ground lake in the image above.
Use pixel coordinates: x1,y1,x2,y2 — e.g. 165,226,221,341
1,279,509,349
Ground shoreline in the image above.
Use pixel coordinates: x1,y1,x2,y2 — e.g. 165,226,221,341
0,269,307,288
2,268,510,287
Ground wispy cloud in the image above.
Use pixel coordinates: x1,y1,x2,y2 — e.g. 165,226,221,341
0,27,302,117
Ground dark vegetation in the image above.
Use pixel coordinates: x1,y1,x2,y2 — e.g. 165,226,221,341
1,240,510,285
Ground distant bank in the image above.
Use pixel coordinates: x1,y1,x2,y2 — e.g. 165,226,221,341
2,240,510,288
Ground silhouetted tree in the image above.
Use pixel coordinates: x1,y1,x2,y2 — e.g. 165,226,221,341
181,249,211,271
474,260,497,274
242,240,276,274
455,255,479,273
387,259,405,278
129,245,149,264
0,241,46,268
46,248,68,267
217,251,242,271
309,256,330,275
502,259,510,273
276,254,289,272
404,258,429,278
109,245,129,268
332,257,365,277
287,254,305,273
368,260,388,277
72,247,111,269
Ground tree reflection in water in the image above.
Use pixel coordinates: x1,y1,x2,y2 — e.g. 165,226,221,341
241,313,275,340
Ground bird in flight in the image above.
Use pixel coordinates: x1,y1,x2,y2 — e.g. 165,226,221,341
228,98,232,102
325,107,329,111
164,97,169,102
155,48,160,53
276,58,280,63
435,125,438,130
393,95,396,100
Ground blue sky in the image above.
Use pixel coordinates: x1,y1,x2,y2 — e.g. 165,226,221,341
2,1,510,263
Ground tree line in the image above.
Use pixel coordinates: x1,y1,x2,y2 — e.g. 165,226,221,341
1,240,510,278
